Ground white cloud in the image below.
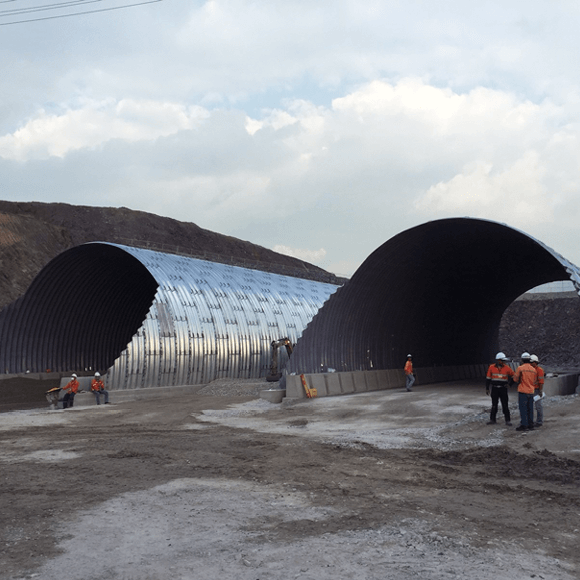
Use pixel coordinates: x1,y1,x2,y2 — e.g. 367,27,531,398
4,0,580,276
4,77,580,275
272,245,327,265
0,100,209,161
414,153,552,225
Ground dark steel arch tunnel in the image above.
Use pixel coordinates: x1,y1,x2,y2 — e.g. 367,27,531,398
287,218,580,375
0,244,158,373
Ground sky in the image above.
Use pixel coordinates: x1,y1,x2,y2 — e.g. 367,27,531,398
1,0,580,277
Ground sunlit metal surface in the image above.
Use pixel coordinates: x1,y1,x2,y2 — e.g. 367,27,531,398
287,218,580,376
0,243,339,388
108,245,339,389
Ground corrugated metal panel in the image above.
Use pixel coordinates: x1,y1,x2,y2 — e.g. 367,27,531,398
288,217,580,376
0,243,159,375
101,245,339,389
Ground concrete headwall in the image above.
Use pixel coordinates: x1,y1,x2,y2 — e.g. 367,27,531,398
544,373,580,397
285,365,490,399
286,367,580,399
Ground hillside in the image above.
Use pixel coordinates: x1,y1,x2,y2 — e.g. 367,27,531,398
499,292,580,370
1,200,579,371
0,200,342,311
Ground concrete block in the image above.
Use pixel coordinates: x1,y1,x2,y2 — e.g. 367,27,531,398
388,369,405,388
352,371,367,393
325,373,343,395
415,367,433,385
59,376,96,394
285,375,305,399
375,370,389,390
309,373,328,397
544,373,579,397
260,389,285,403
365,370,379,391
339,372,355,394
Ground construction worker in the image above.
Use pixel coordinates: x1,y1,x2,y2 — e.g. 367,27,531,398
90,372,110,405
485,352,515,426
513,353,538,431
404,354,415,392
530,354,545,427
62,373,79,409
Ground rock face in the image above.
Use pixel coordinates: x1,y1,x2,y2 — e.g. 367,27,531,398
0,200,343,311
499,292,580,370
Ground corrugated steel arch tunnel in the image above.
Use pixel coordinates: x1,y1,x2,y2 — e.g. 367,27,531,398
0,244,159,374
287,217,580,376
0,243,340,386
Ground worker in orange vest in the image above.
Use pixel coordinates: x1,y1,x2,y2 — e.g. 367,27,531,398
485,352,515,426
530,354,545,427
513,353,538,431
404,354,415,392
62,373,79,409
91,372,110,405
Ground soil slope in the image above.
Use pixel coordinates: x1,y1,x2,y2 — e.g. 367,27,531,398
500,292,580,369
0,200,341,310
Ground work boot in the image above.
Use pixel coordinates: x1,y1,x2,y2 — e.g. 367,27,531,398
505,421,512,426
515,425,527,431
486,420,496,425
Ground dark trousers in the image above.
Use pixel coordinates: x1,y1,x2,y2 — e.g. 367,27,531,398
518,392,534,427
62,392,75,409
490,385,510,422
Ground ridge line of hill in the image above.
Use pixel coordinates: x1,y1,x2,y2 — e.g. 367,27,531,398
0,200,344,311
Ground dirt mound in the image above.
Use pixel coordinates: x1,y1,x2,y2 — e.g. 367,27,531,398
0,200,342,311
500,292,580,369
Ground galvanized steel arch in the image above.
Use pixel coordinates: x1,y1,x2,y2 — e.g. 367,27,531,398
0,244,159,374
287,218,580,375
0,243,339,387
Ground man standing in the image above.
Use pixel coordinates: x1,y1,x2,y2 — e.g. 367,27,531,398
62,373,79,409
513,353,537,431
485,352,514,426
530,354,545,427
90,372,110,405
404,354,415,392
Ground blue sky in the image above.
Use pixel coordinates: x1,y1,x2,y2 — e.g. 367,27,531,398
1,0,580,276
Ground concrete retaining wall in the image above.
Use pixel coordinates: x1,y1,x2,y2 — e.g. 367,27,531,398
285,366,580,399
544,373,580,397
286,365,488,399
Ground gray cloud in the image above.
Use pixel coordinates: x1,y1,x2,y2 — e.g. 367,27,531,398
2,1,580,276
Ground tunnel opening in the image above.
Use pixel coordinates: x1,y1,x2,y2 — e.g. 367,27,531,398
0,243,158,373
287,218,578,375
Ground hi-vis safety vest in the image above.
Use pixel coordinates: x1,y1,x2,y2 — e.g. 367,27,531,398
486,363,514,385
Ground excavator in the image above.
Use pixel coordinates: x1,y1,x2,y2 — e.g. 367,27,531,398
266,337,293,382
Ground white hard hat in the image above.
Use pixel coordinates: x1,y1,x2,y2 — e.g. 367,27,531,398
495,352,506,360
521,352,531,360
94,372,101,377
407,354,412,357
530,354,539,363
72,373,77,378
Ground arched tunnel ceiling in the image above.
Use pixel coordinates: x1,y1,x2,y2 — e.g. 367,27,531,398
0,244,159,373
287,218,580,375
0,242,339,381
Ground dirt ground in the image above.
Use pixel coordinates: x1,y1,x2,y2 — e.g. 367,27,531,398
1,380,580,580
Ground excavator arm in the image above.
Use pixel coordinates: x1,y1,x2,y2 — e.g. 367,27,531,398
266,337,293,382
